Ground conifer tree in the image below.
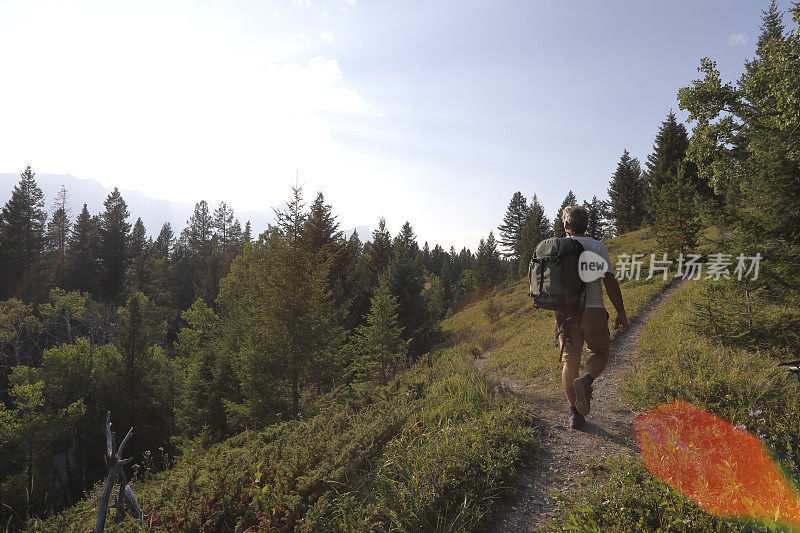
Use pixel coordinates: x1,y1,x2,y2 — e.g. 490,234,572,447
553,191,578,237
0,166,47,298
220,186,343,420
361,217,393,295
183,200,213,256
384,221,429,358
497,191,528,258
98,188,131,301
152,222,174,260
583,196,608,240
127,218,148,292
66,205,99,294
518,194,550,276
46,185,71,259
212,202,235,254
306,192,341,251
243,221,252,244
352,278,408,383
607,150,646,235
652,162,702,254
475,231,502,286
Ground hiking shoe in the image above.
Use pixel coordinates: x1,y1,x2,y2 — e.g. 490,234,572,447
573,374,593,417
570,409,585,430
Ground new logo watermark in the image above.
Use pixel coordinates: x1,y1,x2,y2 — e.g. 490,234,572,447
579,251,609,283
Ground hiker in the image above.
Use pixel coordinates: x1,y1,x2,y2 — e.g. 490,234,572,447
559,205,628,429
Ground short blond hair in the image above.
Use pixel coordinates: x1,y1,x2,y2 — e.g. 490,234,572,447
562,205,588,235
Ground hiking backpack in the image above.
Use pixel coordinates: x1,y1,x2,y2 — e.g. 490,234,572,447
528,237,585,312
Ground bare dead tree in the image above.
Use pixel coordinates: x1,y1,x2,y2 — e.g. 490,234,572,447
94,411,143,533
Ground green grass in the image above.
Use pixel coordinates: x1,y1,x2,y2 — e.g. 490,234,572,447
551,277,800,532
442,228,671,383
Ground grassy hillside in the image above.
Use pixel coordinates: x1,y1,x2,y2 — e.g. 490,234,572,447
443,228,671,383
27,344,537,532
27,228,678,532
550,277,800,531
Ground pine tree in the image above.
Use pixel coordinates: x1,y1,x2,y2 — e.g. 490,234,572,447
306,192,341,251
46,185,71,258
219,185,343,419
352,278,408,383
361,217,393,294
0,166,47,298
645,112,692,192
127,218,148,292
644,112,708,215
607,150,646,235
212,201,235,254
385,221,429,358
497,192,528,258
517,194,551,276
182,200,213,256
98,188,131,301
152,222,174,260
243,221,252,244
66,205,99,294
583,196,608,240
475,231,502,286
652,162,702,254
553,191,578,238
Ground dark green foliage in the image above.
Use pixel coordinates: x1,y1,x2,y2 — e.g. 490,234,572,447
212,201,235,255
45,185,71,285
26,347,536,533
351,278,409,382
218,186,344,421
0,166,47,299
582,195,608,240
518,194,551,277
678,3,800,287
552,190,577,238
384,221,432,358
475,231,502,287
152,222,174,260
651,163,702,254
98,188,131,301
66,204,100,294
497,191,528,259
607,150,646,235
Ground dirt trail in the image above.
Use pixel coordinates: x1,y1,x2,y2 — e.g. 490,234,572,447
477,280,684,532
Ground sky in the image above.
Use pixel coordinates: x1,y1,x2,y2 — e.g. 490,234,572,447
0,0,791,251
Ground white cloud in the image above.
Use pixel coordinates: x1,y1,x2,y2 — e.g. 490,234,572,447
320,31,333,43
343,0,357,5
727,33,749,46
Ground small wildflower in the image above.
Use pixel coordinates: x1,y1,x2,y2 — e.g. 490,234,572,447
734,424,746,431
749,409,763,417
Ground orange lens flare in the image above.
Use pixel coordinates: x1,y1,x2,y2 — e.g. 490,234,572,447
635,400,800,529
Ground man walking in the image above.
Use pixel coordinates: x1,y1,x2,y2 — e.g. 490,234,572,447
559,205,628,429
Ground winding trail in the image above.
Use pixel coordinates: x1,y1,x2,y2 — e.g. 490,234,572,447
477,279,684,532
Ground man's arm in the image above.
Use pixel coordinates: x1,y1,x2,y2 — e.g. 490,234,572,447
603,272,629,334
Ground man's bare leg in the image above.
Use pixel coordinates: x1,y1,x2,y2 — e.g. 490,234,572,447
586,353,608,379
562,357,580,407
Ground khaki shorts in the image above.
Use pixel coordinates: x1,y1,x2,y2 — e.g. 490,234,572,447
558,308,611,362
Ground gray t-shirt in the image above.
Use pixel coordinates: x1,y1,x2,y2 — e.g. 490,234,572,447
570,235,614,309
